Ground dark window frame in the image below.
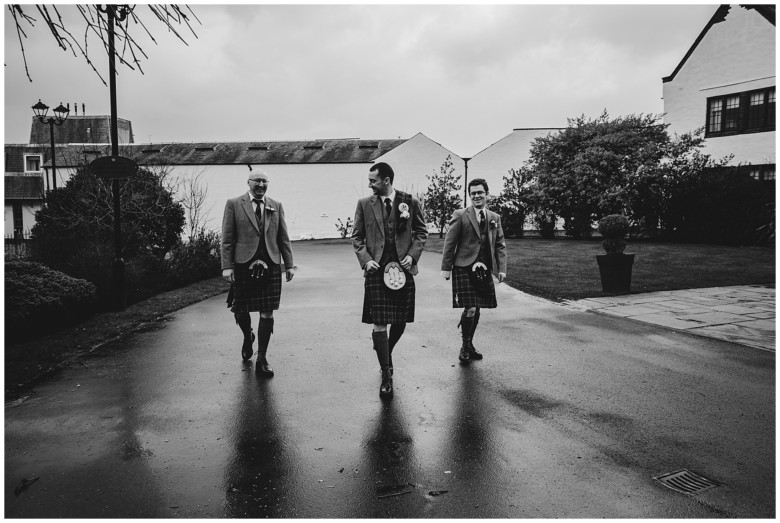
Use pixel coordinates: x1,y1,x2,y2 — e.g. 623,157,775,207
705,87,776,137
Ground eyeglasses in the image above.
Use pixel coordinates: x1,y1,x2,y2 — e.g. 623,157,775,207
470,191,486,196
249,179,269,185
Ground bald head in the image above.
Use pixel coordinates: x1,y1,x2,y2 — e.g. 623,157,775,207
248,169,270,198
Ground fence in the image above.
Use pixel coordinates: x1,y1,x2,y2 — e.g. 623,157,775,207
5,231,32,259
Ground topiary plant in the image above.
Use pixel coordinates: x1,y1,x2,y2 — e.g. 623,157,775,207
598,214,630,254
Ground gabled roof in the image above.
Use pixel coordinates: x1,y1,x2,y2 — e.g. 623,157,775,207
663,4,776,83
5,175,43,200
39,138,408,168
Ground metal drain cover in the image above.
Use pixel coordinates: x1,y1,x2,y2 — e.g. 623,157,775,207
654,469,722,494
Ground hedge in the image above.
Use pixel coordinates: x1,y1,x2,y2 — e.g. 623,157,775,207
5,261,97,344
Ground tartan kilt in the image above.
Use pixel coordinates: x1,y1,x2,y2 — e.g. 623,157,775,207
230,262,283,313
362,269,416,324
451,266,497,309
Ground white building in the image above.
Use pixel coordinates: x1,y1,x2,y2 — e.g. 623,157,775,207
467,128,561,196
662,4,775,180
5,119,462,240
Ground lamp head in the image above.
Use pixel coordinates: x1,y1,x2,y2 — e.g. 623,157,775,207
32,99,49,120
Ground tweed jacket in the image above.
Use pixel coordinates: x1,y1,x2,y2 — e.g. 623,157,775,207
352,190,428,276
221,194,294,270
441,206,507,274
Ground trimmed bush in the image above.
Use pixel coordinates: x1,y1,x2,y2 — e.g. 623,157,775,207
5,261,97,343
166,230,222,287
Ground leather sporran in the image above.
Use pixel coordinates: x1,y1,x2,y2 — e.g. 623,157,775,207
469,261,491,290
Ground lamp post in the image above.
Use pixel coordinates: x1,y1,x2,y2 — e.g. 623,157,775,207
462,157,471,207
32,99,70,193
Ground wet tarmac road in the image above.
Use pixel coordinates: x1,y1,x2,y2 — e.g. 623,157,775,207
5,241,775,518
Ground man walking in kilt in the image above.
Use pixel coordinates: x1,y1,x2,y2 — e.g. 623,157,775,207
352,162,428,398
222,169,295,377
441,178,507,364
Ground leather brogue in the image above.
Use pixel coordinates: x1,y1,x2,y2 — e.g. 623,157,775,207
468,344,483,360
256,357,274,377
459,347,471,364
379,368,393,397
242,333,256,361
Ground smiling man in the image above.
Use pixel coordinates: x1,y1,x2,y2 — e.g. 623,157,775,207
352,162,428,398
221,168,295,377
440,178,507,364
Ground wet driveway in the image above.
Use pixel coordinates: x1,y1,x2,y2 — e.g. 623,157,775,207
5,241,775,517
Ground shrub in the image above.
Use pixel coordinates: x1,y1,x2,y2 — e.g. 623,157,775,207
5,261,97,343
598,215,630,254
598,214,630,238
335,217,353,239
166,230,222,287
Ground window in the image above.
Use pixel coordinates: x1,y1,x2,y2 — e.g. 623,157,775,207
24,155,42,172
707,87,776,137
12,203,23,237
743,164,775,182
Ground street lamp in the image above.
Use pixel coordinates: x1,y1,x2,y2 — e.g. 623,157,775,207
32,99,70,192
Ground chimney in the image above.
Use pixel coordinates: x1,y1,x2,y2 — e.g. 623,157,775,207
82,103,85,115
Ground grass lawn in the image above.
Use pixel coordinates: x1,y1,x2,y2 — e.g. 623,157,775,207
424,236,775,302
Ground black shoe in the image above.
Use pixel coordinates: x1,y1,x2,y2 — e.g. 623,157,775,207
242,333,256,361
380,368,393,397
468,344,483,360
256,356,274,377
459,346,471,364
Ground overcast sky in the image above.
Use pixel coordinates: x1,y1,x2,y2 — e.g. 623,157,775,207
4,2,718,157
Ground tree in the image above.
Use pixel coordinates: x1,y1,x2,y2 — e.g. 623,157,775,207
424,155,462,238
31,165,185,284
176,169,213,242
529,111,670,238
7,4,199,83
494,166,535,238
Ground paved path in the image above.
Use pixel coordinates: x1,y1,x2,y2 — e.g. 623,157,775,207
569,285,775,352
5,241,775,518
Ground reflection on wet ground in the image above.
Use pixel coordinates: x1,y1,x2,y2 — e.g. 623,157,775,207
224,367,297,517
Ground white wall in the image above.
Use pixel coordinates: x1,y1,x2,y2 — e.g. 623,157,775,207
468,128,560,196
663,6,776,164
375,132,463,201
4,202,41,237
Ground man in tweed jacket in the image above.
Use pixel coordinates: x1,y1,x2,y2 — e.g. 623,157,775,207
352,162,428,398
222,168,294,377
441,178,507,364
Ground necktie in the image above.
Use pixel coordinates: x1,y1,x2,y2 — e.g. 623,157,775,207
385,198,393,222
479,210,486,232
253,198,264,228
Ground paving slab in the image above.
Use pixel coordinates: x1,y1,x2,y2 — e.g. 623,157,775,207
568,285,775,352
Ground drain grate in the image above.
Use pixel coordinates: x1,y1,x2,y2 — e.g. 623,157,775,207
654,469,722,494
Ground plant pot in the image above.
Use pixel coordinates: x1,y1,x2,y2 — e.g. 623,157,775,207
596,253,634,294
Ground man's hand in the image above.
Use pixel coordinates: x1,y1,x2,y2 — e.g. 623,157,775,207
441,270,451,280
400,255,414,271
222,268,234,283
498,272,506,283
364,260,380,274
286,267,295,282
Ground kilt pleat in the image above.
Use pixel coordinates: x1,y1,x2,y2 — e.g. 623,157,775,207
362,270,415,324
451,266,497,309
230,263,283,313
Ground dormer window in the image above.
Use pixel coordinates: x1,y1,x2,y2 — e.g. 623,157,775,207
24,155,42,172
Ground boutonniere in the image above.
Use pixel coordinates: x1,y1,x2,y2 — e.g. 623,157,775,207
489,219,497,229
398,203,410,220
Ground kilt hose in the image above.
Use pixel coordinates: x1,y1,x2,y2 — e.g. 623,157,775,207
451,266,497,309
230,262,283,313
362,269,416,324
